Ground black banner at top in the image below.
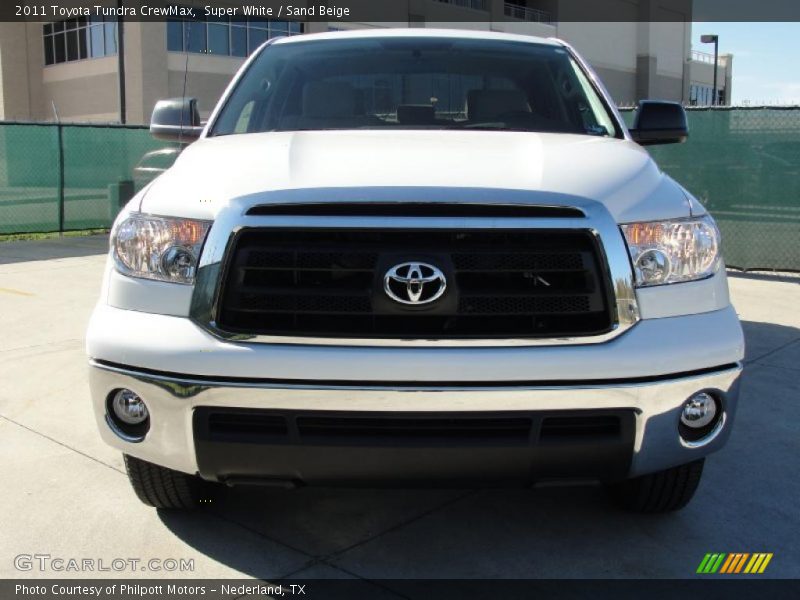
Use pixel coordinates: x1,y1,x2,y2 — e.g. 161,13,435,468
3,0,800,23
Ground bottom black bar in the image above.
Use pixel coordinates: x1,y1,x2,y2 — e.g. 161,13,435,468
3,579,799,600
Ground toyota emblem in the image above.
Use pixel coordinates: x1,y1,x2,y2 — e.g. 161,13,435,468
383,262,447,305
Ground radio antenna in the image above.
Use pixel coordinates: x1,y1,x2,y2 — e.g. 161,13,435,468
179,19,191,144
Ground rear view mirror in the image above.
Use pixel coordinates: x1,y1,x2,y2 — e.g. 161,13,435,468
629,100,688,146
150,98,203,143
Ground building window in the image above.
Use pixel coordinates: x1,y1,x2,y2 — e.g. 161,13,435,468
208,21,229,55
689,84,718,106
433,0,488,10
43,17,117,66
186,20,207,53
167,17,302,57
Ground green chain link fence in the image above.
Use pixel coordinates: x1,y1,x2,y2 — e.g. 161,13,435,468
0,122,176,235
1,109,799,271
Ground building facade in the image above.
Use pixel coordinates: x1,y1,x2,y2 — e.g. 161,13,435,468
687,50,733,106
0,0,732,124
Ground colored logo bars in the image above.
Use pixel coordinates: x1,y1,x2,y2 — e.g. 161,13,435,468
697,553,773,574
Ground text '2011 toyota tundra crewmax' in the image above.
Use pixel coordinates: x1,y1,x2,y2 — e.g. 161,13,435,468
87,29,744,513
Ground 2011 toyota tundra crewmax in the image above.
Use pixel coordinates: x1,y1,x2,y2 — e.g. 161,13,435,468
87,29,744,513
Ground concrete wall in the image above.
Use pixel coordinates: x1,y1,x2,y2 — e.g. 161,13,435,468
125,22,169,125
0,23,33,120
629,0,691,103
593,66,637,106
42,57,119,122
540,0,692,105
645,4,691,102
724,55,733,103
558,21,638,104
494,20,557,37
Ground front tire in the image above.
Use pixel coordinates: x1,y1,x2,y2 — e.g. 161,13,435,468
123,454,208,509
608,459,705,513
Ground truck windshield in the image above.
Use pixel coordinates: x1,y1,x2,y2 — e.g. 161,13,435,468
210,37,620,138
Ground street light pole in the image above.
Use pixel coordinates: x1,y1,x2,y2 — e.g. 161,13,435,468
701,34,719,106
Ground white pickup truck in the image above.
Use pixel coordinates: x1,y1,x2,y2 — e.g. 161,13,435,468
87,29,744,513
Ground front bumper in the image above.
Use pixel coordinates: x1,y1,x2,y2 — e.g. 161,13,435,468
89,359,742,483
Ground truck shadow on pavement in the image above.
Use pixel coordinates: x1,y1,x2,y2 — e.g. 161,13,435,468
153,319,799,580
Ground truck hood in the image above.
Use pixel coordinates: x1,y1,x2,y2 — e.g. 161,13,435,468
139,130,693,222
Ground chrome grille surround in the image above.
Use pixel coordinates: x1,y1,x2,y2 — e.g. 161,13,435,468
189,189,640,347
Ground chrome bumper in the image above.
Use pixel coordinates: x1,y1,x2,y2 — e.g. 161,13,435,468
89,360,742,480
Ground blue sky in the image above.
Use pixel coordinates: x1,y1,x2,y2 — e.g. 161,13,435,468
690,23,800,104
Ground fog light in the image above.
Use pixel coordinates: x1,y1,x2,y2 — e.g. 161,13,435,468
679,391,725,446
681,392,717,429
112,389,149,425
106,389,150,442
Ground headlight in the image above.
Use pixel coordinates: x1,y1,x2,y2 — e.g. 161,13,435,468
620,215,720,287
111,214,211,284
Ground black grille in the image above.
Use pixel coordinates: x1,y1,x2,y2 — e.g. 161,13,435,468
193,408,636,483
207,413,288,440
539,416,621,440
197,409,631,447
217,228,614,338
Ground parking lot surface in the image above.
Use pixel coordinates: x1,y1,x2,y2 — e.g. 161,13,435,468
1,235,798,584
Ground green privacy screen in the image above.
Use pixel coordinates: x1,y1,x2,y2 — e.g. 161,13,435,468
0,123,174,234
0,124,61,234
1,110,799,271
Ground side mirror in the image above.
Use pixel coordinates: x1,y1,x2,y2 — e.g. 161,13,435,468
629,100,688,146
150,98,203,143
